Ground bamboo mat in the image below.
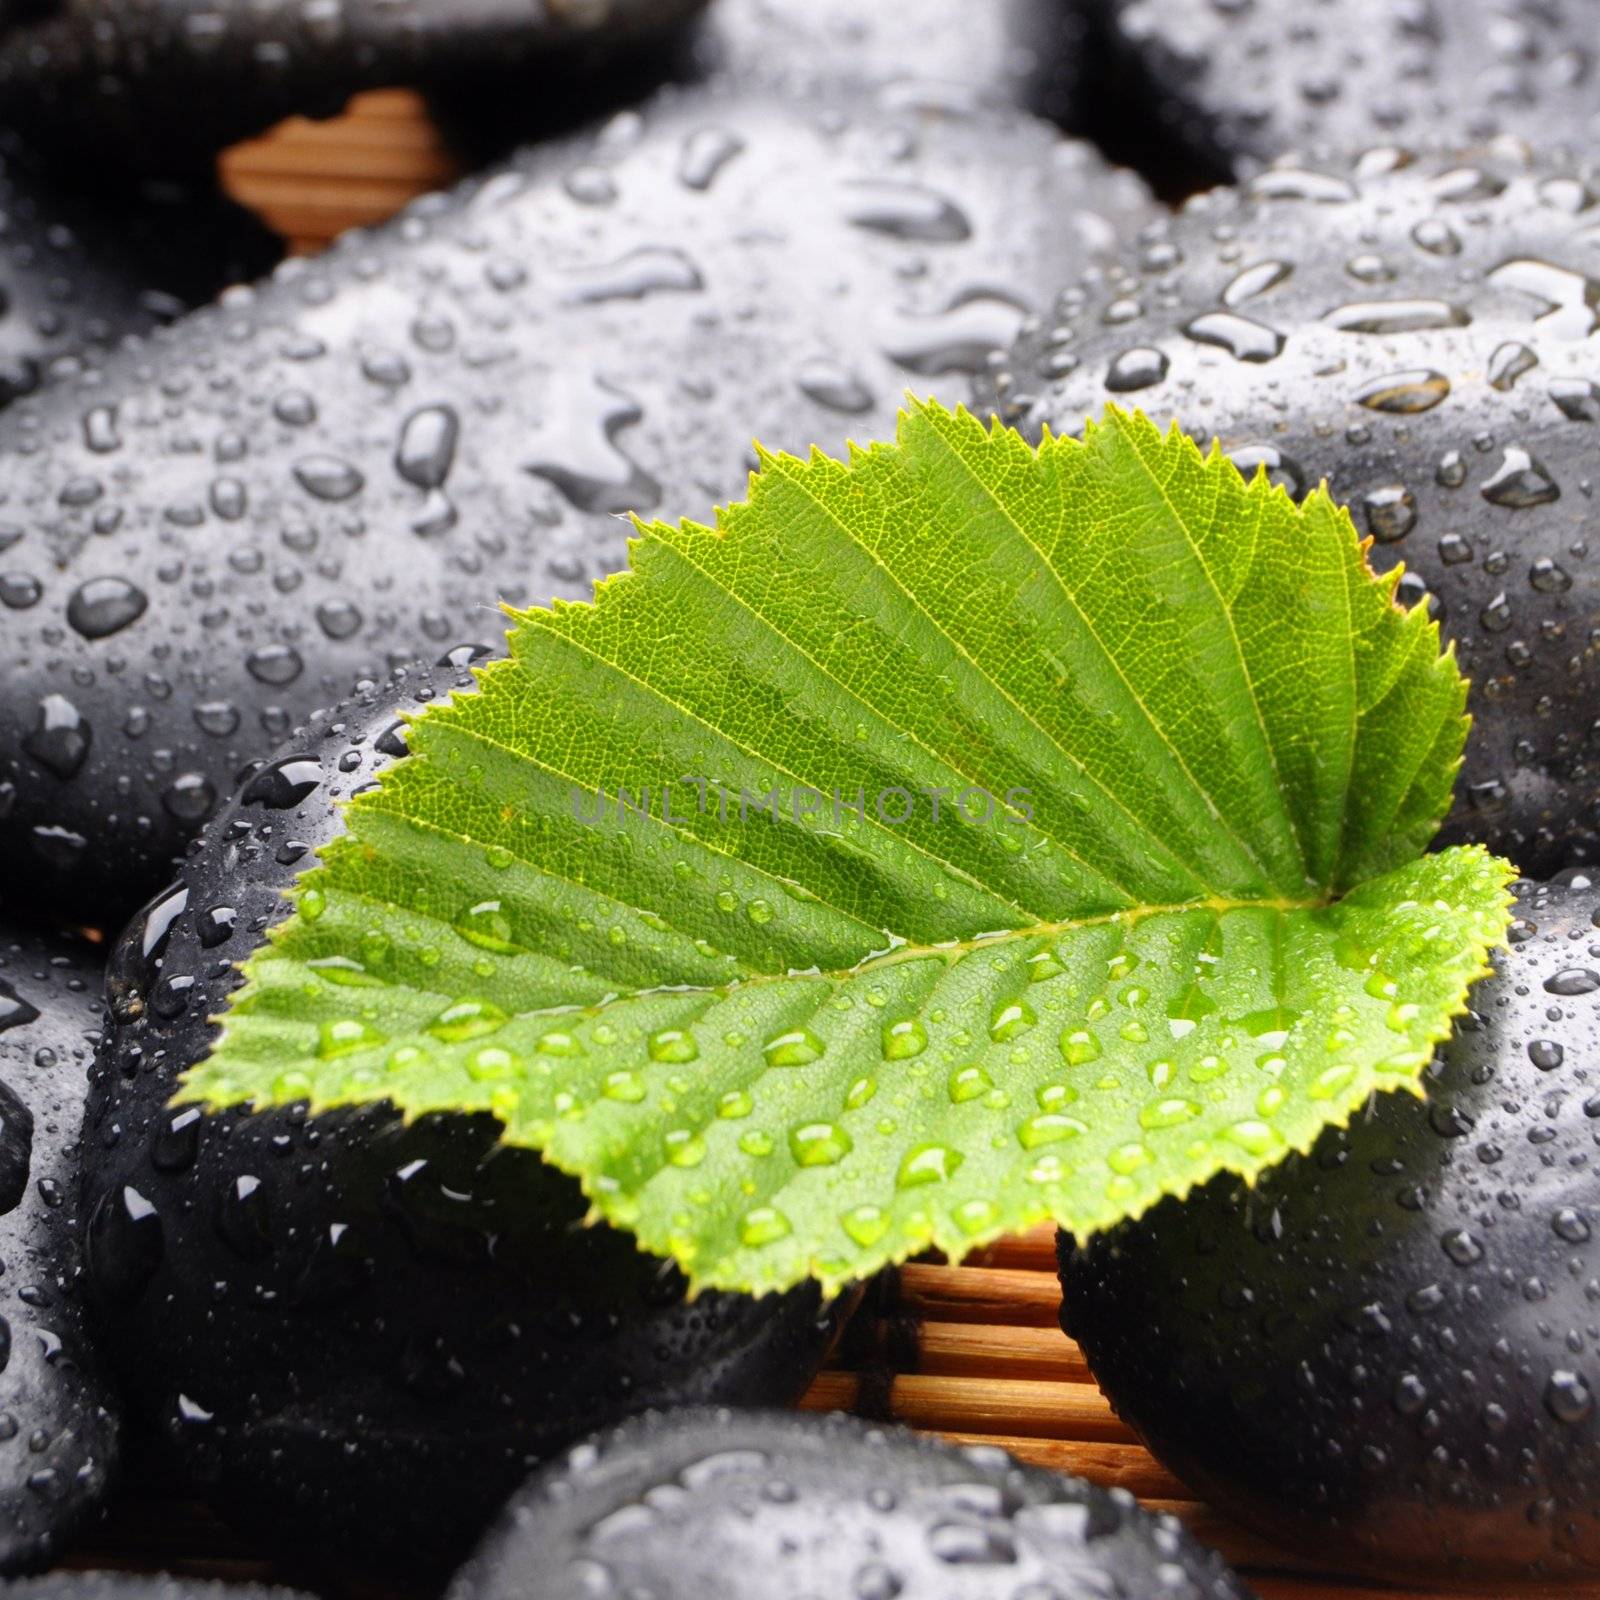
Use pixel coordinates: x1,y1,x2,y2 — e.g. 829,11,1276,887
49,93,1527,1600
803,1224,1529,1600
220,90,462,255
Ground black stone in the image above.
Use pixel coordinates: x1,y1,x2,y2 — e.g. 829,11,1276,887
0,139,278,410
0,82,1154,926
0,921,120,1573
1085,0,1600,183
433,0,1098,165
84,661,854,1576
1060,873,1600,1586
448,1407,1257,1600
983,143,1600,879
0,0,713,178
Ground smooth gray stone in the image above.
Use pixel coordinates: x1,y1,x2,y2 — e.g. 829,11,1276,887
1087,0,1600,180
450,1408,1256,1600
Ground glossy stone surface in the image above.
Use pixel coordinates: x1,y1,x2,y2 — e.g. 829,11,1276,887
686,0,1091,121
1088,0,1600,180
0,82,1153,926
0,0,712,176
0,922,120,1573
449,1408,1256,1600
83,661,850,1574
983,144,1600,878
1061,874,1600,1585
0,141,278,408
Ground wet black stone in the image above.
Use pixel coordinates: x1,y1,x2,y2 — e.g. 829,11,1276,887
0,81,1154,925
983,143,1600,879
429,0,1096,164
682,0,1092,125
1060,874,1600,1586
84,663,855,1576
1086,0,1600,182
0,138,278,410
0,1080,33,1216
0,921,120,1573
449,1408,1256,1600
0,0,712,177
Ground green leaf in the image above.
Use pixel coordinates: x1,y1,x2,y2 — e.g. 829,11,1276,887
186,404,1514,1295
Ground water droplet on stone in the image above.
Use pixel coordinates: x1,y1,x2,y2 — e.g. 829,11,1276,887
1182,310,1284,362
1544,967,1599,996
842,180,970,243
1545,1370,1594,1424
22,695,90,779
66,576,147,639
395,405,460,491
562,246,704,305
293,454,365,502
1481,446,1559,508
678,126,745,191
1105,346,1170,393
1324,298,1470,334
1354,368,1450,413
795,358,874,415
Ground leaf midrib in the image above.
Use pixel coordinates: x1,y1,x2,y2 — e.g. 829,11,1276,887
253,882,1330,1028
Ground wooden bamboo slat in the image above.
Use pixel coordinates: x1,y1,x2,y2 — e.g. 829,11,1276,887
802,1233,1583,1593
99,94,1529,1600
893,1261,1067,1326
913,1320,1094,1382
